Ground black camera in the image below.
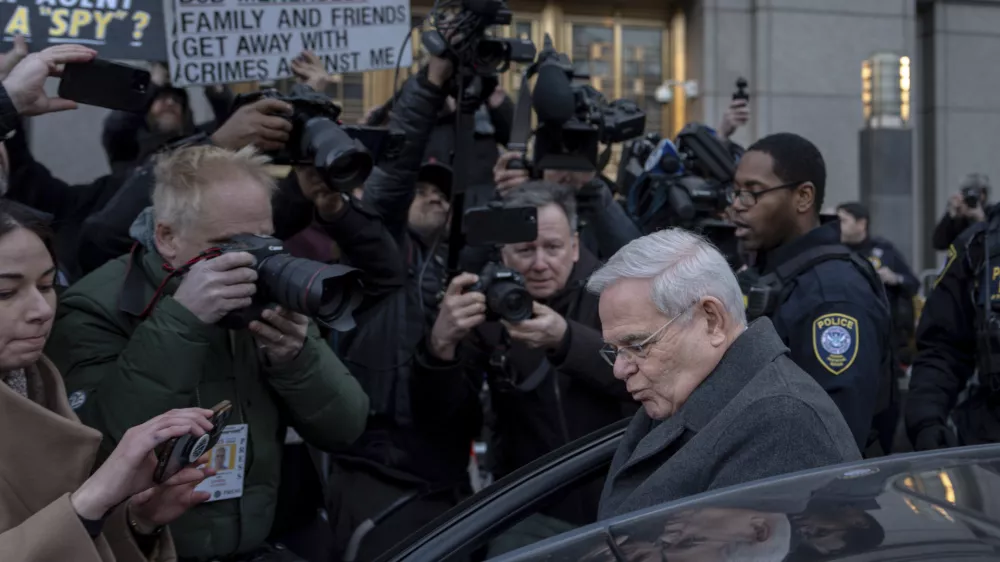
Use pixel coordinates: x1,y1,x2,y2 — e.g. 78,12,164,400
422,0,536,75
468,261,533,323
214,234,364,332
231,85,404,191
962,185,982,208
511,35,646,174
627,124,739,265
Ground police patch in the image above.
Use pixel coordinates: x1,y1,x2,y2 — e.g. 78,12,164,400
68,390,87,411
812,313,860,375
867,255,883,270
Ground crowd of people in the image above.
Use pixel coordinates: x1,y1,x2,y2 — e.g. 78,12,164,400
0,32,992,562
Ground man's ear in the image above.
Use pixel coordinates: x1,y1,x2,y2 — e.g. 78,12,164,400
155,222,178,263
795,182,816,214
571,232,580,263
700,296,730,347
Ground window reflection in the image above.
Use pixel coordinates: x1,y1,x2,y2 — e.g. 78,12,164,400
571,25,613,93
622,26,663,135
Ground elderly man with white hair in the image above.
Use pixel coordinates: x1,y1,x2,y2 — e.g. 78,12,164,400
589,229,860,519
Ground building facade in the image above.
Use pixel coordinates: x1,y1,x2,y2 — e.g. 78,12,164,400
27,0,1000,270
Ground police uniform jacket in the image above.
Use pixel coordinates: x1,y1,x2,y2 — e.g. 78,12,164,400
44,245,369,561
0,357,176,562
755,222,893,449
907,212,1000,445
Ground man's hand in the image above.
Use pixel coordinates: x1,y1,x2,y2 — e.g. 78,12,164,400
427,55,454,88
429,273,486,361
128,455,215,529
250,306,309,364
494,150,529,196
0,35,28,82
502,302,568,350
488,85,506,109
969,204,987,223
877,267,901,286
291,51,332,92
211,98,293,152
173,252,258,325
947,193,963,219
295,165,345,220
3,44,96,116
717,98,750,140
70,408,215,521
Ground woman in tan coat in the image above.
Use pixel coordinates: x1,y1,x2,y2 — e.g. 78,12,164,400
0,200,218,561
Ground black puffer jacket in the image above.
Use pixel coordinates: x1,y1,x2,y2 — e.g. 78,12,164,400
334,69,481,488
413,249,637,523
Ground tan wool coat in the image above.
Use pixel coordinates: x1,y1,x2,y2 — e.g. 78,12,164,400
0,356,176,562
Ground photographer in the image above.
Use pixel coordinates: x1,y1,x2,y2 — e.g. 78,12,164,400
493,150,640,260
46,145,369,562
0,198,215,562
415,181,635,554
933,173,989,251
325,55,472,561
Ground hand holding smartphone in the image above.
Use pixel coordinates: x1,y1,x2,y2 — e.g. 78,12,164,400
153,400,233,484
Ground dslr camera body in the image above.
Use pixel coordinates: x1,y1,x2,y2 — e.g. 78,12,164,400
468,262,533,323
231,85,404,191
460,201,539,323
214,234,364,332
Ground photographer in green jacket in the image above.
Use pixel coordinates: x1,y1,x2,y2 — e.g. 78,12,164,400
46,145,369,562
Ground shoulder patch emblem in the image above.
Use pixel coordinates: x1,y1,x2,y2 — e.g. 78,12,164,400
812,313,859,375
68,390,87,411
867,255,883,270
872,247,884,258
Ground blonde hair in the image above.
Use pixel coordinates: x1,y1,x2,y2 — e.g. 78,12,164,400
152,145,276,231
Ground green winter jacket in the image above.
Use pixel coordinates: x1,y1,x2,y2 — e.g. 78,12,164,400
46,246,369,561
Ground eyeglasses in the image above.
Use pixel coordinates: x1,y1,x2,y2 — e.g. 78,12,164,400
731,180,805,207
599,308,688,366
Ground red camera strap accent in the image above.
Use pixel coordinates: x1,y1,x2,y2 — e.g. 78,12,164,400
137,247,224,319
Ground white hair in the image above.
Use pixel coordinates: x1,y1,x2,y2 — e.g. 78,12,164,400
586,228,747,326
721,513,792,561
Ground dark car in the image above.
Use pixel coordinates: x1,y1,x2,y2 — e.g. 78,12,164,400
376,419,1000,562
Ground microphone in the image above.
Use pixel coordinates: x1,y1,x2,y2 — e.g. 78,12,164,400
532,63,575,124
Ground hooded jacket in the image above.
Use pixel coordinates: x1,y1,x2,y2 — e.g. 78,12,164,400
0,357,177,562
45,217,369,561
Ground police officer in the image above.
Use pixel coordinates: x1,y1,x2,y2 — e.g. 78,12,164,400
837,202,920,360
730,133,894,451
906,204,1000,450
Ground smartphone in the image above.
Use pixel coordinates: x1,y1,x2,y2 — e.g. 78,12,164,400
733,77,750,103
153,400,233,484
57,59,152,113
464,205,538,247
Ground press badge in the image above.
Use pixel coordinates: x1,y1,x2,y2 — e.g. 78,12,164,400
194,424,248,503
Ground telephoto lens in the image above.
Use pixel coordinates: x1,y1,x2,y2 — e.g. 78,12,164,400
256,254,365,332
303,117,373,192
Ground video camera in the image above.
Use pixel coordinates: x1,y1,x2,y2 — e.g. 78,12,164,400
626,123,737,235
507,35,646,175
231,84,404,191
422,0,536,75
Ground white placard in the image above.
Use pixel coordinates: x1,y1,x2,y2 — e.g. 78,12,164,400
165,0,413,87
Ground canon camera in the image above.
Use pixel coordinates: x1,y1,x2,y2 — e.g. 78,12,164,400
215,234,364,332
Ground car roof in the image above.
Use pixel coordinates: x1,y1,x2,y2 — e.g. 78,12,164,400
494,444,1000,561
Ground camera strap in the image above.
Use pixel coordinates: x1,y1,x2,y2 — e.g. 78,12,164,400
120,244,224,319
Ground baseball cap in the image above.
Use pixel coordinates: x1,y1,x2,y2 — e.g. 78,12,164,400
417,156,453,199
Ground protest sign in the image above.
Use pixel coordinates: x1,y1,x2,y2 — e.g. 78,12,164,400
165,0,412,87
0,0,165,60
